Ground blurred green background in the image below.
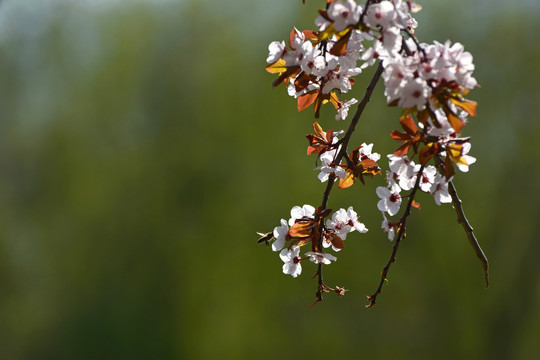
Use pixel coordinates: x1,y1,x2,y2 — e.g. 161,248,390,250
0,0,538,359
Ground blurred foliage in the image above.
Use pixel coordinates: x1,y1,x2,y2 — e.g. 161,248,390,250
0,0,538,359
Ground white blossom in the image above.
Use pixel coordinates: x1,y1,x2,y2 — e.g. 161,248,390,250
335,98,358,121
381,213,396,241
415,165,437,193
280,246,302,278
266,41,285,64
289,204,316,226
272,219,289,252
376,186,402,216
327,0,362,32
455,142,476,172
316,148,348,182
430,174,452,205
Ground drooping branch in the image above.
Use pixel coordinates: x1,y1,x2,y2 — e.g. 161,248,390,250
434,155,489,287
366,163,426,308
312,62,384,305
447,178,489,287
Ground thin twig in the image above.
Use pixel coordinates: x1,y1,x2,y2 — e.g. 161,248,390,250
434,156,489,287
447,179,490,287
336,62,385,162
366,163,426,308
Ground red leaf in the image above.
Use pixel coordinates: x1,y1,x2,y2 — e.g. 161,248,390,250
294,72,312,92
393,143,411,156
446,110,465,133
400,115,418,135
302,30,318,41
390,130,410,141
338,169,355,189
450,98,477,117
289,28,298,50
329,29,352,56
297,91,319,111
329,234,345,249
360,158,379,171
272,66,300,87
419,142,438,165
289,221,314,238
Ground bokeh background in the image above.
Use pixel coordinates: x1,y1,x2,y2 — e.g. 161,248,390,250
0,0,538,359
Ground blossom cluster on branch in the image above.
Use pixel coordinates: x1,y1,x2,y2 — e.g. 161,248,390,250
258,0,488,307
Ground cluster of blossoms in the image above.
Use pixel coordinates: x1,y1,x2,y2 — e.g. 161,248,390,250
260,0,487,306
307,122,381,188
261,204,367,280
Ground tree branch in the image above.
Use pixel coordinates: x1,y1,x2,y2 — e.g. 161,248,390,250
366,163,426,308
434,155,489,287
447,179,490,287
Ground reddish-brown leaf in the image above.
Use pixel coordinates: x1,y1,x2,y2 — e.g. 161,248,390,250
450,98,477,117
446,110,465,133
294,72,312,91
417,109,429,125
329,234,345,250
302,30,318,41
313,122,324,138
400,115,418,135
338,169,355,189
393,143,411,156
419,142,438,165
272,66,301,87
329,29,352,56
360,158,379,170
297,91,319,111
325,129,334,143
289,221,315,238
289,28,298,50
390,130,410,141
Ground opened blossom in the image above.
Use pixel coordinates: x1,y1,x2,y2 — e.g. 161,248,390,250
430,174,452,205
280,245,302,278
272,219,289,252
327,0,362,32
376,186,402,216
381,213,396,241
325,206,367,251
317,149,347,182
415,165,437,193
336,98,358,121
288,204,316,226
